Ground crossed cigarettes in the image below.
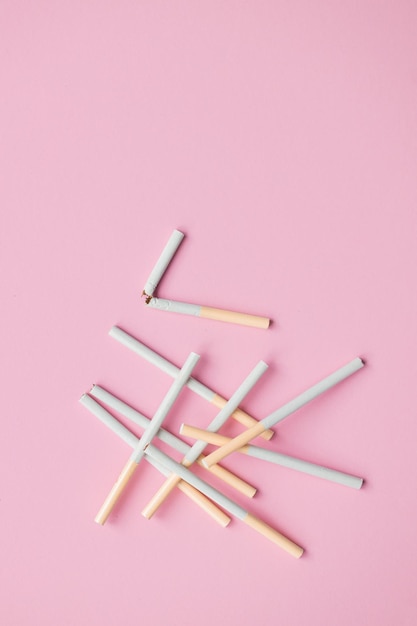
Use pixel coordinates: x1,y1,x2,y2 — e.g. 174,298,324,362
91,352,201,526
109,325,274,439
141,229,271,329
80,325,365,559
200,357,365,468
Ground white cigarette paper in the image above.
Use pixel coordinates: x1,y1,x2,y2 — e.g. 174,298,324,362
147,297,201,316
143,229,184,298
142,360,268,519
109,326,274,438
202,357,365,468
79,394,231,527
180,425,364,489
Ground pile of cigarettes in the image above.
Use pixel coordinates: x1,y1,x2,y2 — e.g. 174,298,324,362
80,229,365,559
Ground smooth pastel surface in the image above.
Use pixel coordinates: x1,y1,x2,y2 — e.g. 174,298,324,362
1,2,417,625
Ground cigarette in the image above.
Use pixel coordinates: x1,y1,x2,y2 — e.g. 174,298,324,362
94,352,200,525
141,229,270,328
202,357,365,468
109,326,274,439
142,229,184,300
145,446,304,558
180,425,364,489
147,297,270,329
79,394,231,527
141,360,268,520
89,385,257,498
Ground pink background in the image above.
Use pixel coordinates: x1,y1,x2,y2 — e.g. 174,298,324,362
1,2,417,624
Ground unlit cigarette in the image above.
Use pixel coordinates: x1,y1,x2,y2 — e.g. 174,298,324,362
79,394,231,527
94,352,200,525
109,326,274,439
143,229,184,298
145,446,304,558
202,357,365,468
89,385,256,497
147,297,270,329
181,425,364,489
142,360,268,520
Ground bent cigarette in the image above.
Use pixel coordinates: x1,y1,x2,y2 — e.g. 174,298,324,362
142,229,184,299
95,352,200,525
79,394,231,527
141,361,268,520
89,385,256,497
181,425,364,489
202,357,365,468
146,446,304,558
147,297,270,329
109,326,274,439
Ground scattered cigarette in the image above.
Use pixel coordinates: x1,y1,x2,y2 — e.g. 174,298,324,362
141,360,268,520
109,326,274,439
202,358,365,468
180,425,364,489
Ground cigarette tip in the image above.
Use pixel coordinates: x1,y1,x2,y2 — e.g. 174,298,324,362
359,356,366,366
142,293,153,304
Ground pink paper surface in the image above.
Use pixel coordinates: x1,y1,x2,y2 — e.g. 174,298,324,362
1,2,417,624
